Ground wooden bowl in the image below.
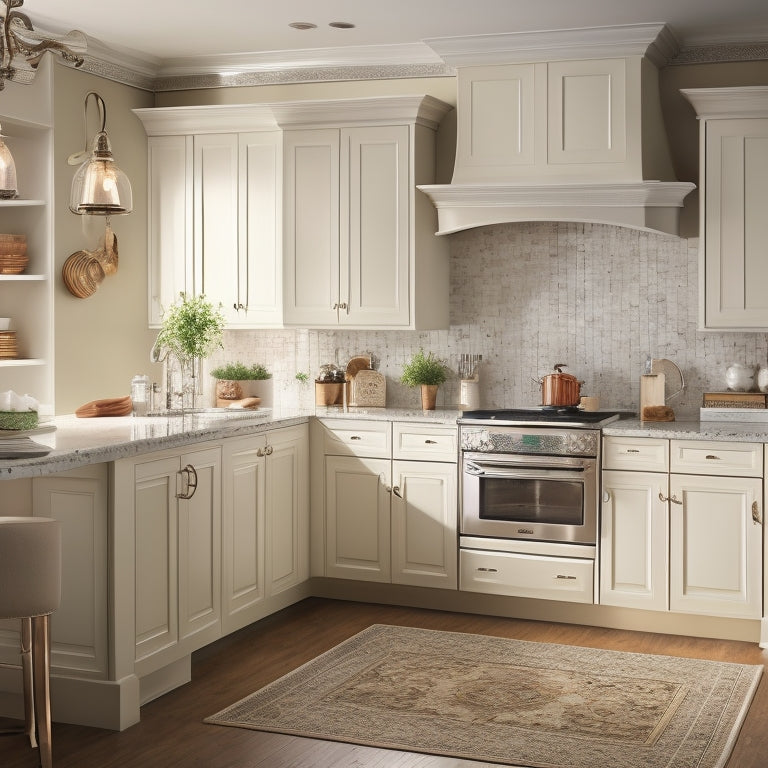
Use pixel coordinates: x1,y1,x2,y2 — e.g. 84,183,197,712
0,234,27,257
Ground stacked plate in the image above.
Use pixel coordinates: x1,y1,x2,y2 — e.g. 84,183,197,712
0,234,28,274
0,331,18,359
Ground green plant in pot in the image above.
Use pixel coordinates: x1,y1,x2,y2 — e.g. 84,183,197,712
210,361,273,408
155,293,225,411
400,349,448,410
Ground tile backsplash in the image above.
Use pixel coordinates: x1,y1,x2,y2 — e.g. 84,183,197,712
207,222,768,420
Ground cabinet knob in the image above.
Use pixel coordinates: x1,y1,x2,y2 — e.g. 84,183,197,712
602,490,610,503
425,439,437,445
265,445,273,456
176,464,198,500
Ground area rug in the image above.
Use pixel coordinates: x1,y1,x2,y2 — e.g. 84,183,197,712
204,624,762,768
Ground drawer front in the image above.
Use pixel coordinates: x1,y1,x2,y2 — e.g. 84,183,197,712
670,440,763,477
602,436,669,472
392,422,458,463
459,549,594,604
320,419,391,458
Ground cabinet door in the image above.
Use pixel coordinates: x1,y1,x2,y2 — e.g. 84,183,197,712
147,135,192,327
193,134,239,323
669,473,762,618
325,455,391,581
30,466,109,678
283,129,340,326
221,437,265,634
703,118,768,329
177,446,221,649
234,131,283,327
341,125,410,327
391,460,457,589
265,425,309,596
134,456,179,665
600,470,668,611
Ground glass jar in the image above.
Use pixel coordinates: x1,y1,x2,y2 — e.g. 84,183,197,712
130,374,150,416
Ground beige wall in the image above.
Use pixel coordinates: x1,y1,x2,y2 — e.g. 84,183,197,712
52,65,154,413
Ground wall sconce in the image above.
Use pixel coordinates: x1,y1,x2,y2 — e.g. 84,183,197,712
63,92,133,299
1,0,86,88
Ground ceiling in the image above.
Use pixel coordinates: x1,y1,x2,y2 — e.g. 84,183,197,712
26,0,768,73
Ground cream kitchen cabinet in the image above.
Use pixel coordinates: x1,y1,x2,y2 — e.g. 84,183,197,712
135,106,282,328
221,424,309,634
602,435,763,620
314,418,458,588
279,96,451,329
681,87,768,330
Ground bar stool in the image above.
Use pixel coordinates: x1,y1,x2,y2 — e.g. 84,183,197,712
0,516,61,768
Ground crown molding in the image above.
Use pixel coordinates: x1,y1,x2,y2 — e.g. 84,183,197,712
672,41,768,65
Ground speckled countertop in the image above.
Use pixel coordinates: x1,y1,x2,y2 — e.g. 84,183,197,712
603,418,768,442
0,406,462,480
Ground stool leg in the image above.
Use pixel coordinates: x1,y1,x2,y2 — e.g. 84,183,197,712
31,614,52,768
20,617,37,749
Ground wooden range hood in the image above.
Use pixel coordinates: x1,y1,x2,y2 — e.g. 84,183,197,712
419,24,695,236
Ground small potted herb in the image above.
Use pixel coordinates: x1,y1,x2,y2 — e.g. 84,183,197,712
400,349,448,410
211,361,273,407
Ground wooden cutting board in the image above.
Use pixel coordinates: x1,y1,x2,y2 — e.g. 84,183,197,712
76,396,133,418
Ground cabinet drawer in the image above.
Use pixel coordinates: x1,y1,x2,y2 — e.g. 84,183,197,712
459,549,593,604
670,440,763,477
392,422,458,462
602,436,669,472
320,418,391,458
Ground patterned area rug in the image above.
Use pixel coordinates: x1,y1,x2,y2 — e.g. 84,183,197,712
205,624,762,768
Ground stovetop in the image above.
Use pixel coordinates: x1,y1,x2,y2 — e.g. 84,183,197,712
458,407,623,428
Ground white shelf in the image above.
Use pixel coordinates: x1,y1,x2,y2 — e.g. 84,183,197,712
0,358,46,367
0,274,46,281
0,199,45,207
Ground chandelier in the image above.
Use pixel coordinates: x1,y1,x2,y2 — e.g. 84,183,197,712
0,0,86,88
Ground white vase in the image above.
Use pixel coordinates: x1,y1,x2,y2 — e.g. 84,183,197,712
725,363,755,392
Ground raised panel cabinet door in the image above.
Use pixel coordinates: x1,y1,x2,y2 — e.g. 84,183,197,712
669,473,762,618
31,466,109,678
134,456,180,664
341,125,410,327
265,425,309,596
233,131,283,327
221,436,266,635
147,135,192,327
703,118,768,328
283,129,340,326
391,460,457,589
599,470,668,611
325,455,391,582
177,446,222,650
193,134,239,323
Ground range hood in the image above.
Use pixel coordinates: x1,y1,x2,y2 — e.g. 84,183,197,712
419,24,694,236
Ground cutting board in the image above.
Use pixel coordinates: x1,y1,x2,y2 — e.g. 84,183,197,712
76,396,133,418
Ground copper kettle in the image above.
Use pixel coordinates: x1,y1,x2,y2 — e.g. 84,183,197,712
539,364,583,407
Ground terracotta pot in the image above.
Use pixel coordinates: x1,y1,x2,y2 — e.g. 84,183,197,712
420,384,438,410
539,364,582,407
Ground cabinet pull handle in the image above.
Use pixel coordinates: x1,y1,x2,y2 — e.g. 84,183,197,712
476,567,498,573
705,454,720,460
176,464,198,500
669,494,683,505
265,445,273,456
425,439,437,444
350,435,362,440
392,485,403,499
659,491,669,503
256,447,264,457
626,449,640,454
602,490,610,503
753,501,762,525
332,302,339,310
339,301,348,312
555,575,577,580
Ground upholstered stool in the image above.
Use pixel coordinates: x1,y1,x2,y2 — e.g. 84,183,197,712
0,516,61,768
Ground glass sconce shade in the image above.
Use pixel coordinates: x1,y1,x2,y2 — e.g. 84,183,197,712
69,130,132,215
0,126,17,199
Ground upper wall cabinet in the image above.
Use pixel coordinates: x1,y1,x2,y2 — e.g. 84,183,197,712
682,87,768,331
274,96,452,330
134,106,282,328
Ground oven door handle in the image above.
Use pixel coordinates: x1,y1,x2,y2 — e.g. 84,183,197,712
464,461,588,480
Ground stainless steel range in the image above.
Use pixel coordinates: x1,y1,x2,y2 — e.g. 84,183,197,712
458,407,623,604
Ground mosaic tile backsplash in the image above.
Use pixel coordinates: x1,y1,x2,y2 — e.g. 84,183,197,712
206,222,768,420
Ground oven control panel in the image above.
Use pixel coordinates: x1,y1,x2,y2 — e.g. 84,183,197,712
460,426,599,458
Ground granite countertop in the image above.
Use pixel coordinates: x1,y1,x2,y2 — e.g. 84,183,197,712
604,418,768,442
314,405,462,424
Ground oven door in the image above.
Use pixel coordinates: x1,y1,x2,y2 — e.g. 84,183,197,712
461,452,597,544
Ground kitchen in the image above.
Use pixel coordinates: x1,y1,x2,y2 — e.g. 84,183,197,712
2,1,768,766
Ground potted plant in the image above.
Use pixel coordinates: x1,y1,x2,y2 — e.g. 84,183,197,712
400,349,448,410
210,361,273,407
155,293,225,410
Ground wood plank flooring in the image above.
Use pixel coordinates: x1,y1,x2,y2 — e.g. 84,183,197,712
2,597,767,767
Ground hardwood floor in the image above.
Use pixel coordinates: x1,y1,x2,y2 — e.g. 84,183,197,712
2,597,767,767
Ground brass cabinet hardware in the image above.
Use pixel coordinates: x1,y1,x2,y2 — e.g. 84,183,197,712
602,490,611,503
425,439,437,444
392,485,403,499
705,454,721,460
752,501,762,525
176,464,198,500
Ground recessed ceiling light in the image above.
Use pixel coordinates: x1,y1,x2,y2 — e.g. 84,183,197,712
329,21,355,29
288,22,317,30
